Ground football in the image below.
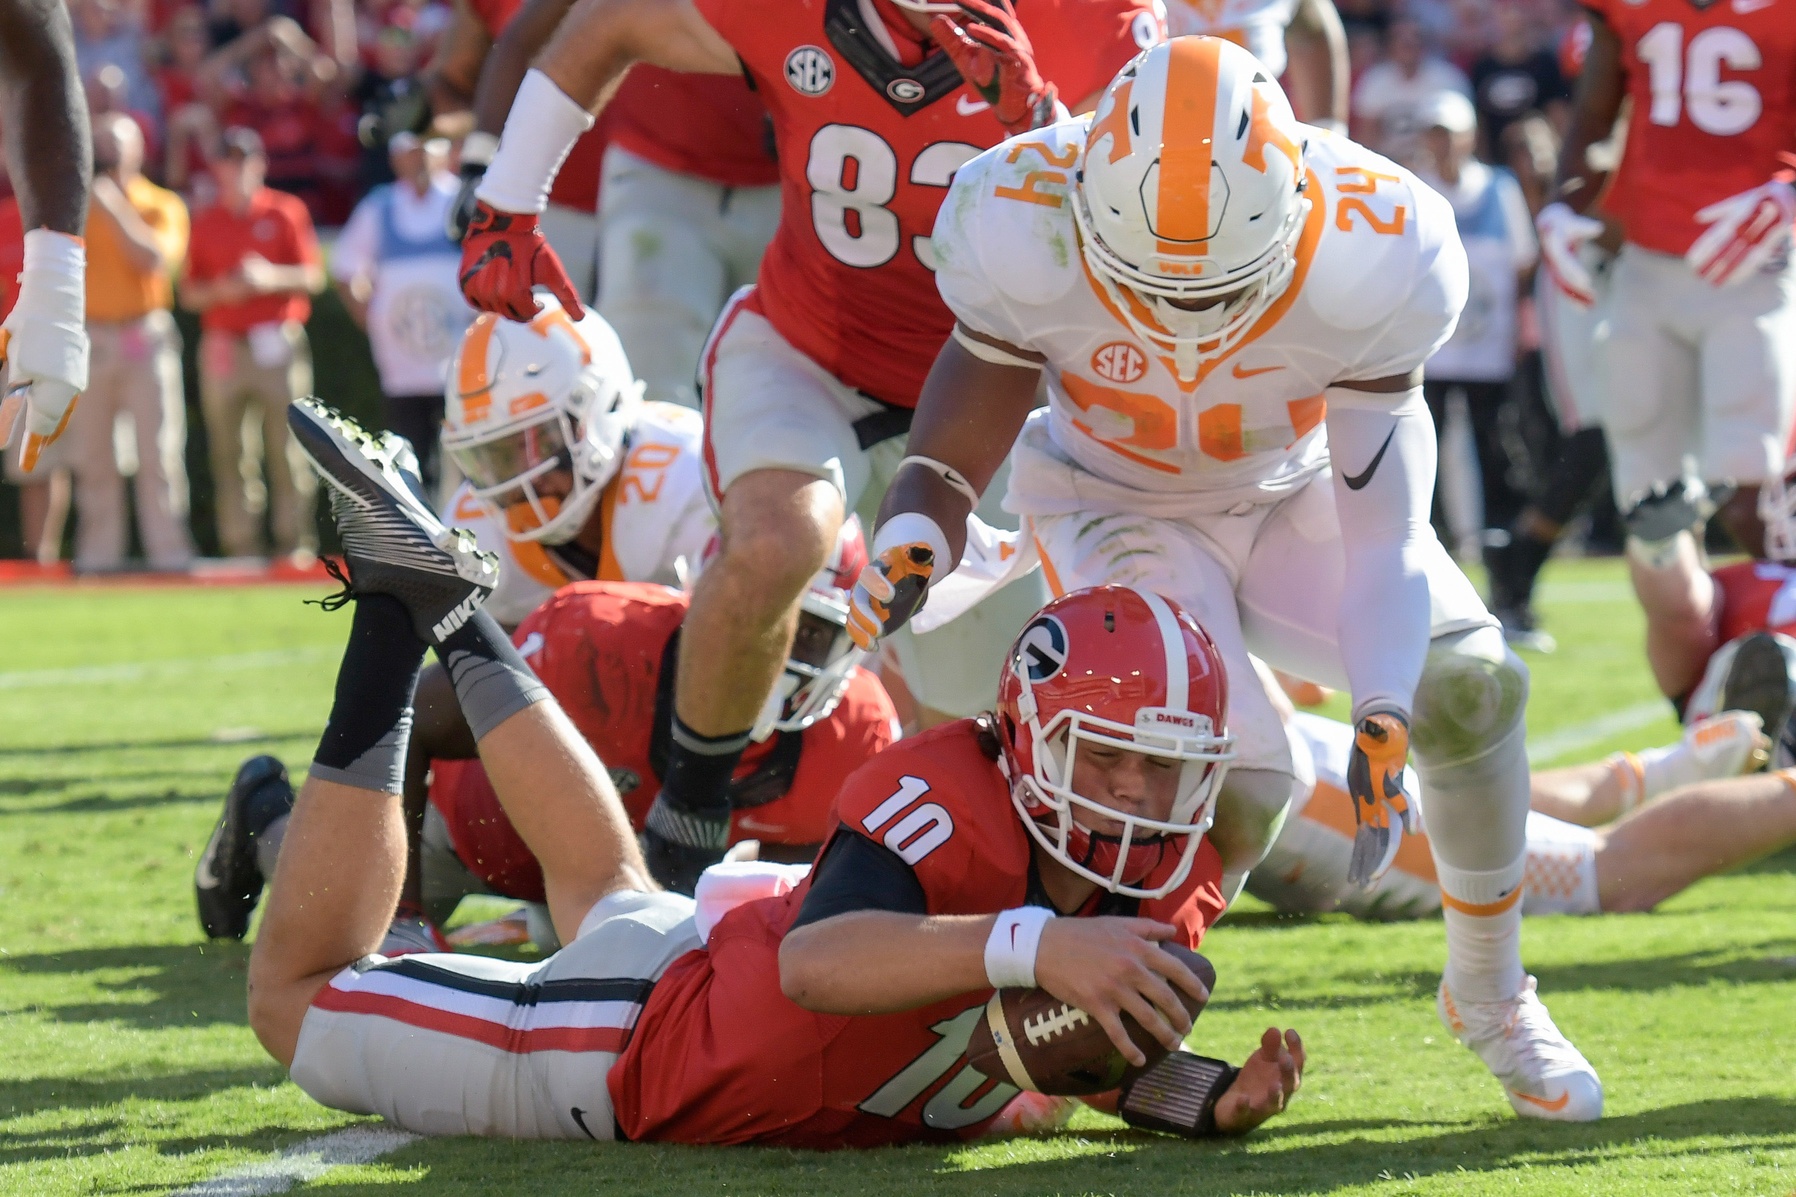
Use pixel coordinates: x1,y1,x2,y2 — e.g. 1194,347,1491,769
963,945,1217,1095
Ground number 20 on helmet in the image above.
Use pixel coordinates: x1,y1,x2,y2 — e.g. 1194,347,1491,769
998,586,1234,900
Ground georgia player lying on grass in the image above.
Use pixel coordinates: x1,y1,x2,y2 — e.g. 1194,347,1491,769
413,560,897,914
1164,0,1347,135
1254,705,1785,922
246,408,1302,1144
439,297,714,628
1538,0,1796,712
849,37,1603,1121
457,0,1165,893
0,0,91,470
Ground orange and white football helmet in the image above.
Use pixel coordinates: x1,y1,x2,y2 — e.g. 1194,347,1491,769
442,295,643,545
997,585,1234,899
1075,36,1309,381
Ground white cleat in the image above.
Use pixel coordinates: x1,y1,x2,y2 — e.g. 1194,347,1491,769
1438,975,1603,1121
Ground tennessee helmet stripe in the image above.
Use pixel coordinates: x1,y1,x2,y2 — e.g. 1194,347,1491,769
1137,589,1188,707
457,314,500,398
1154,37,1222,252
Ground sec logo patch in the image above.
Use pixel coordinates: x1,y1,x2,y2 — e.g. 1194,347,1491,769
1091,341,1147,384
785,46,835,96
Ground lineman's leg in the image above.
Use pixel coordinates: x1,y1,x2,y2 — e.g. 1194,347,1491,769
1029,504,1294,892
597,147,731,409
1695,261,1796,557
652,298,865,886
1593,769,1796,912
1601,249,1715,702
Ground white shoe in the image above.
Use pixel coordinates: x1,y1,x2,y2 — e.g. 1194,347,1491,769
1438,975,1603,1121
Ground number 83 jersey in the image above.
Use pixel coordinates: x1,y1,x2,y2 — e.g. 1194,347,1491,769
933,119,1466,502
692,0,1164,409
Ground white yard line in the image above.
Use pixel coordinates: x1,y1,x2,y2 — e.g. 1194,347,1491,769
0,647,334,690
169,1126,418,1197
1527,700,1670,765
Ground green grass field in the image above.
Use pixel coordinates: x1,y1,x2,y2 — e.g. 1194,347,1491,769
3,559,1794,1196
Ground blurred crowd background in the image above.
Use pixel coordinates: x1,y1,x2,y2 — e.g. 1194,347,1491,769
0,0,1623,570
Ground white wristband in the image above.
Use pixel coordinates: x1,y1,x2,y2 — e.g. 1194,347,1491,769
474,69,595,214
985,906,1054,990
898,455,981,507
872,511,952,587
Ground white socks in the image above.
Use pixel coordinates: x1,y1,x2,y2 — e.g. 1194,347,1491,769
1438,856,1526,1003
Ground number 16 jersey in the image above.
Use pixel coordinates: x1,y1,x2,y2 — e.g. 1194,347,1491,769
933,121,1466,505
691,0,1164,408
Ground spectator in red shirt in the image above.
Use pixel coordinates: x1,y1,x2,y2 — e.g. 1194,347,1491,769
181,127,325,560
200,16,340,218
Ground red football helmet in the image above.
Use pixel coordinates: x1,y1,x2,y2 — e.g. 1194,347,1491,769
997,586,1233,899
696,516,870,741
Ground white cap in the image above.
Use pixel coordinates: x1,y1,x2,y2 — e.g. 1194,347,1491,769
1420,89,1477,133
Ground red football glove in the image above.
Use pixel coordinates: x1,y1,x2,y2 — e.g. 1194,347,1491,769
458,200,585,322
930,0,1059,137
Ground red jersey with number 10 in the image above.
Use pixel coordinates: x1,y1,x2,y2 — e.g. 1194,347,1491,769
1581,0,1796,256
604,719,1225,1148
691,0,1163,407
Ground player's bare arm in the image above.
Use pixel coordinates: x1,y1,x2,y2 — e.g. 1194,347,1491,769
534,0,737,110
1553,13,1623,212
0,0,88,236
781,906,1206,1065
1284,0,1348,132
424,0,494,137
848,330,1042,651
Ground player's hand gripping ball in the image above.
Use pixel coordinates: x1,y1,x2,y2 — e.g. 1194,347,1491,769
458,200,586,322
846,543,934,651
1345,709,1417,889
965,945,1215,1095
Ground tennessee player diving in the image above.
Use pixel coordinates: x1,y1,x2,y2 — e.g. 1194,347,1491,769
849,37,1603,1120
1536,0,1796,715
0,0,91,471
245,402,1303,1143
438,297,714,628
455,0,1162,893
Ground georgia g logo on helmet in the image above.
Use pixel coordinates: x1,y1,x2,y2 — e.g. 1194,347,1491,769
1016,615,1069,683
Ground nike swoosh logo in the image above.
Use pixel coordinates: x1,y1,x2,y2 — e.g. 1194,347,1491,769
1010,926,1021,949
1733,0,1773,12
1231,362,1282,379
957,95,991,116
570,1107,600,1139
518,631,545,660
1341,427,1397,491
1509,1089,1571,1112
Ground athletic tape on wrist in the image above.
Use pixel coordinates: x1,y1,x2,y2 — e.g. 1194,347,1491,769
872,512,952,588
12,228,86,323
984,906,1054,990
474,69,595,214
951,323,1042,369
898,455,981,507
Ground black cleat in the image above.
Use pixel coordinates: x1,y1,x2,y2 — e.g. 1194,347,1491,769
287,398,498,645
195,755,295,940
1719,631,1796,768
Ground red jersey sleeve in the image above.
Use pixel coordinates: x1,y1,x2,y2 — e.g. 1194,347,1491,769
274,192,320,266
828,723,1031,915
1029,0,1164,112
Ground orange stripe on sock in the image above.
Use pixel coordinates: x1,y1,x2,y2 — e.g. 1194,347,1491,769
1440,886,1522,917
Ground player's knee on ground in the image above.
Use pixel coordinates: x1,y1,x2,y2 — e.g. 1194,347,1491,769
1209,767,1296,877
1411,626,1529,768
